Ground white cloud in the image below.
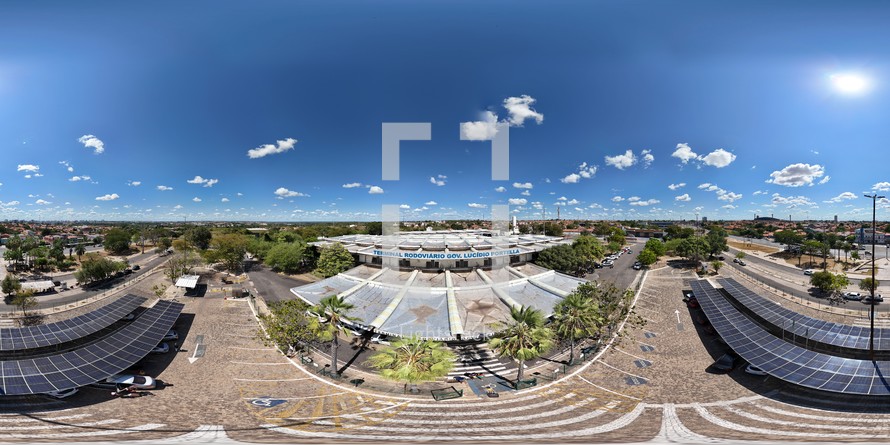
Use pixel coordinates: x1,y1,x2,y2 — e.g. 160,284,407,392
495,186,506,192
718,191,743,203
531,201,543,209
722,204,737,209
78,134,105,154
69,175,92,182
59,160,74,172
520,190,531,196
675,194,691,202
567,199,579,205
668,183,686,190
468,203,487,209
513,182,533,189
17,164,39,172
368,185,384,194
700,148,736,168
173,205,183,210
671,143,699,164
627,196,641,202
221,197,230,202
35,199,51,205
342,183,362,188
95,193,119,201
236,192,243,196
503,95,544,126
460,111,499,141
127,180,141,186
766,163,826,187
753,190,767,196
818,175,831,185
604,149,637,170
872,182,890,192
771,193,816,208
399,204,411,209
629,199,660,206
641,149,654,168
157,185,173,191
824,192,858,203
247,138,297,159
193,197,202,202
671,143,736,168
508,198,528,205
430,175,446,186
425,201,438,206
187,175,218,187
611,196,624,202
560,173,580,184
274,187,309,198
697,183,711,190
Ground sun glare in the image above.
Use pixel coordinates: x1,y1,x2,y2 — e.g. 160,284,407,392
830,73,870,95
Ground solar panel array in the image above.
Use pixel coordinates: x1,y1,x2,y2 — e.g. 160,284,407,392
0,294,146,351
691,280,890,396
718,278,890,351
0,300,183,396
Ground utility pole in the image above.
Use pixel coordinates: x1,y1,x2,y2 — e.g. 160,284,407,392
864,193,884,361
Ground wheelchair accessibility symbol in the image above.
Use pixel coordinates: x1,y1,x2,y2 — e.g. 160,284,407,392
250,396,286,408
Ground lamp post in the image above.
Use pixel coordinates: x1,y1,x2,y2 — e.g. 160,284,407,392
864,193,884,362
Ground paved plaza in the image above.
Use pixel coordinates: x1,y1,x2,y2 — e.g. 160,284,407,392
2,262,890,443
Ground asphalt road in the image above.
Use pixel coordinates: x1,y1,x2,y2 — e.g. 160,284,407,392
724,248,888,313
246,264,312,303
584,240,646,291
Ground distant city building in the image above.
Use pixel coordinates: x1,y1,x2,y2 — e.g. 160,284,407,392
857,227,887,245
834,215,838,223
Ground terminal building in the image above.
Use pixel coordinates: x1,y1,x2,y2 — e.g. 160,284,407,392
291,230,585,341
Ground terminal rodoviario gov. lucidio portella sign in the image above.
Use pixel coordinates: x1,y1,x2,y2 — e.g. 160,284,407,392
371,248,522,260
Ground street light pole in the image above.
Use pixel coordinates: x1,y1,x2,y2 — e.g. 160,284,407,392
864,193,884,362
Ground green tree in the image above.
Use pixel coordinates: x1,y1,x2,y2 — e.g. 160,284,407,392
859,277,880,294
365,222,383,235
572,235,605,268
205,233,249,272
735,251,746,261
534,244,581,275
156,237,173,254
710,260,723,274
607,231,625,247
265,241,312,274
705,227,728,257
644,238,666,257
637,249,657,266
552,284,602,365
104,228,132,255
259,299,315,354
803,239,823,267
819,242,832,270
184,226,213,250
1,274,21,296
810,270,839,294
75,244,86,262
365,335,455,393
489,305,554,385
11,289,37,315
676,236,711,263
665,225,694,239
315,243,355,278
309,295,360,374
774,230,804,250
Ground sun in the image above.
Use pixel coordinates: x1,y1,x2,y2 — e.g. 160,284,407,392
830,73,870,95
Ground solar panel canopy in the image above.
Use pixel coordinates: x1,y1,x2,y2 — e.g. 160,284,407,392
691,280,890,396
0,300,183,395
0,294,146,352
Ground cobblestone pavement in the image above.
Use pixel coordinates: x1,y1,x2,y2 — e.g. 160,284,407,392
4,266,890,444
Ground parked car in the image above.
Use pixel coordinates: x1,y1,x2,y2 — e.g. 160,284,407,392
43,387,79,399
97,375,156,390
602,259,614,267
804,269,815,275
685,297,700,309
163,329,179,341
132,265,141,270
737,260,746,266
711,353,739,373
121,313,136,321
718,256,725,260
633,262,642,270
592,262,603,269
150,342,170,354
863,294,884,304
843,292,862,301
732,258,739,263
694,313,709,325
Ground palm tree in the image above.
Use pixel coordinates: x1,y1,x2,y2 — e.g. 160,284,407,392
75,244,86,262
489,305,554,386
365,335,455,393
309,295,359,375
552,287,602,365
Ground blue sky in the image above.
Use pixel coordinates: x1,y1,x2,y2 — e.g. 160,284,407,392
2,0,890,222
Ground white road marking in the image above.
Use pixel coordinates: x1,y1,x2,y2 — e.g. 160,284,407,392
229,362,290,366
576,376,642,401
233,378,313,382
694,404,890,438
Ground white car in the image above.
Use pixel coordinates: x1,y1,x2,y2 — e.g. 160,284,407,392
602,260,614,266
150,342,170,354
843,292,862,301
744,364,767,376
163,330,179,341
102,375,156,390
44,387,79,399
803,269,815,275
